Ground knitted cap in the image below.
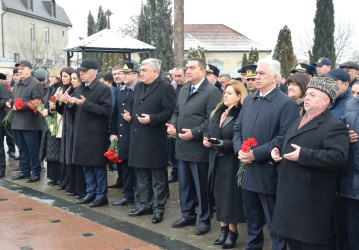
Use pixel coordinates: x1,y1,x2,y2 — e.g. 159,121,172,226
307,77,339,102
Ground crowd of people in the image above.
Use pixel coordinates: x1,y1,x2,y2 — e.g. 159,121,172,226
0,55,359,250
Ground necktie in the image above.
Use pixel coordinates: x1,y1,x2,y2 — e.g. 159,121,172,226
190,86,195,96
126,88,131,97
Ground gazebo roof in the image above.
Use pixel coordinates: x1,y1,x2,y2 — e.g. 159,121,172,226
63,29,156,53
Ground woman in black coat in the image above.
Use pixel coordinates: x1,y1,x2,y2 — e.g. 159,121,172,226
55,69,86,198
287,74,310,117
203,80,247,249
39,67,62,186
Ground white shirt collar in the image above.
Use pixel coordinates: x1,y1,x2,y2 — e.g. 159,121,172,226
190,78,205,93
260,85,276,97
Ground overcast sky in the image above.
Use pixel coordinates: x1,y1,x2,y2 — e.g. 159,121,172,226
56,0,358,63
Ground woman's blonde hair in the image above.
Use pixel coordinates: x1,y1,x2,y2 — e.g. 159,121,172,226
210,80,248,117
48,67,61,82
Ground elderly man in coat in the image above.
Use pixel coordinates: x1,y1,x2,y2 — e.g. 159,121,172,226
271,77,350,249
167,57,222,235
124,58,175,224
233,58,299,250
8,60,43,182
70,59,112,208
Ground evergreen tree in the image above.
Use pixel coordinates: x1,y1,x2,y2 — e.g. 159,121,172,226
273,25,295,77
242,53,249,67
187,46,206,61
87,11,96,36
248,48,259,64
137,0,174,72
96,6,107,31
309,0,335,65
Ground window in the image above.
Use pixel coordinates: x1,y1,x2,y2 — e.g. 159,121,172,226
30,24,35,41
14,53,19,63
210,59,224,72
45,27,49,43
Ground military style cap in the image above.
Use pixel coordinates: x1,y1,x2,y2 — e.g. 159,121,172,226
313,57,332,67
15,60,32,69
121,62,140,73
291,63,317,77
339,61,359,71
307,77,338,103
206,64,220,77
326,68,351,84
79,59,98,71
237,67,245,73
242,65,257,79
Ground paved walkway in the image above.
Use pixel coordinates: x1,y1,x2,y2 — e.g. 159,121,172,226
0,186,159,250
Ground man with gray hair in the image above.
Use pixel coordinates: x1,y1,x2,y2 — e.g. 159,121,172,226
233,58,298,249
124,58,175,224
218,73,231,89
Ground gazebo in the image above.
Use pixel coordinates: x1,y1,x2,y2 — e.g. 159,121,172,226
63,29,156,66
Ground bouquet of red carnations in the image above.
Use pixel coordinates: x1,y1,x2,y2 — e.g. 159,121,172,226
104,139,123,163
2,98,24,125
237,138,257,186
28,98,58,136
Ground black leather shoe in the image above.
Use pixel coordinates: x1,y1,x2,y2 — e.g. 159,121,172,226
171,217,196,228
8,152,16,158
128,206,153,217
76,194,86,199
168,175,178,183
152,212,164,224
112,197,135,206
89,198,109,208
107,182,123,188
47,180,55,186
195,221,211,235
213,226,229,245
27,176,40,183
57,186,65,190
67,192,76,196
11,174,30,180
75,196,95,204
222,230,238,249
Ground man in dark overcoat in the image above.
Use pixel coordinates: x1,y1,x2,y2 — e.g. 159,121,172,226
8,60,43,182
271,76,349,249
0,78,10,177
70,59,112,208
124,58,175,224
110,62,140,206
233,59,298,250
167,57,222,235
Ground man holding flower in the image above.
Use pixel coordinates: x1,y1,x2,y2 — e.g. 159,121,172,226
7,61,43,182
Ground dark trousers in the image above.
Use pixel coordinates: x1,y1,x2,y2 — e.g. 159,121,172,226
242,189,286,250
136,167,166,213
177,160,210,222
336,197,359,250
168,137,177,177
115,162,123,184
4,124,15,153
0,126,5,174
83,165,107,199
287,238,334,250
68,164,86,196
120,159,136,200
14,130,40,177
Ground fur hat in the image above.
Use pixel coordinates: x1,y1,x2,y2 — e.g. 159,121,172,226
307,76,338,103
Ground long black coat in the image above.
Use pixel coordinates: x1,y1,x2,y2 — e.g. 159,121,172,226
71,79,112,166
128,77,175,169
272,110,349,244
170,78,222,162
205,105,245,223
39,82,61,162
0,83,10,123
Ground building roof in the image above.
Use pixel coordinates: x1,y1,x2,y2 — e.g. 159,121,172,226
2,0,72,27
184,24,271,52
63,29,156,53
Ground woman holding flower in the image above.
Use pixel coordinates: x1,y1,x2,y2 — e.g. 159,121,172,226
203,81,247,249
39,66,62,186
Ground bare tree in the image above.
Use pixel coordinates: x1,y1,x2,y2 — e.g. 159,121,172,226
118,15,139,37
350,50,359,63
297,19,354,65
173,0,184,67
